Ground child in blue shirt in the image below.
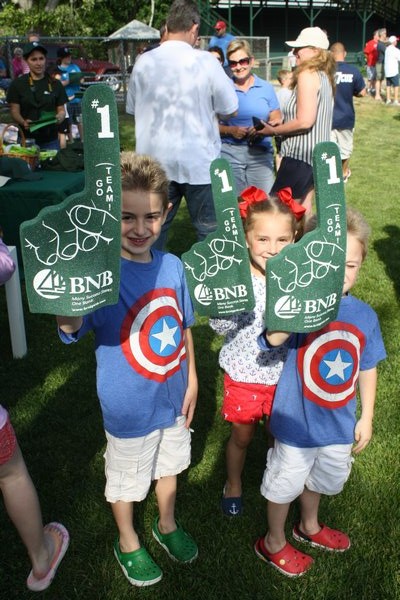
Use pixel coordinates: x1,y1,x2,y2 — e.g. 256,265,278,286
254,208,386,577
57,153,198,587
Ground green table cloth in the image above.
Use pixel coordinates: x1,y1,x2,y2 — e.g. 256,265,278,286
0,170,85,261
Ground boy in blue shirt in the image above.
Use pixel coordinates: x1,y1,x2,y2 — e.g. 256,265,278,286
57,152,198,587
254,208,386,577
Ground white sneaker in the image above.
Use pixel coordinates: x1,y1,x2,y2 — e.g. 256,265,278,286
393,101,399,105
386,100,392,104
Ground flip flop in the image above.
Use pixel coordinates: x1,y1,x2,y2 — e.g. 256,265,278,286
26,522,69,592
254,536,313,577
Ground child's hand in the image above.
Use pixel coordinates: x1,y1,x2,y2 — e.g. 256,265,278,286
181,383,197,429
20,85,121,317
181,158,255,316
353,417,373,454
265,141,346,333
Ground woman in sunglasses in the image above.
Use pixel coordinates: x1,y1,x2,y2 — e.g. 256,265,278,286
248,27,336,214
219,39,281,195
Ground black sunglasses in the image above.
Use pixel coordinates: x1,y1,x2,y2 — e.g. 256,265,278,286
228,57,251,68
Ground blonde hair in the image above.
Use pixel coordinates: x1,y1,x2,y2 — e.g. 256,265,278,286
242,196,305,240
120,152,169,210
305,207,370,260
277,68,292,84
291,48,336,92
226,38,252,59
346,207,370,260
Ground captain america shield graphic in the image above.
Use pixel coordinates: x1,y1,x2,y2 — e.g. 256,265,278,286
120,288,186,382
298,321,366,409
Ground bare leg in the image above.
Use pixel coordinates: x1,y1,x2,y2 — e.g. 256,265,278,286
298,487,321,535
224,422,256,497
0,444,60,579
342,158,350,179
375,79,382,100
394,86,399,103
264,501,291,553
111,500,140,553
154,475,177,534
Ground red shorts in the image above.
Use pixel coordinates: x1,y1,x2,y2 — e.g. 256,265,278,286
0,415,17,465
222,374,277,424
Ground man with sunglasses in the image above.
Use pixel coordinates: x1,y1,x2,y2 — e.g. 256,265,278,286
127,0,238,250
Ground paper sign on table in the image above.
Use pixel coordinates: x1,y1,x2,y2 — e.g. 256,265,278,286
181,158,255,316
265,141,347,333
20,84,121,316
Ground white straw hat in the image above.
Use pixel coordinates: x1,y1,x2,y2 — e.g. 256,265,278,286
286,27,329,50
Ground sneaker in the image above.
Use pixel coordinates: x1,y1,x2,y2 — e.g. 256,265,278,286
386,100,392,104
152,518,198,563
113,539,162,587
393,101,399,105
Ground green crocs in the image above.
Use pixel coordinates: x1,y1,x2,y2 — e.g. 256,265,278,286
152,518,198,563
113,539,162,587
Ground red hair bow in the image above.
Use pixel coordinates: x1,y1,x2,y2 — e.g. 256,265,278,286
276,187,306,221
238,186,268,218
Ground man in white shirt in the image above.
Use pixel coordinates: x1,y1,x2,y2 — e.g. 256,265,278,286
126,0,238,250
384,35,400,104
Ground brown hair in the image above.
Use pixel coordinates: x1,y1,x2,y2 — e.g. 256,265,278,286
242,195,305,240
120,152,169,210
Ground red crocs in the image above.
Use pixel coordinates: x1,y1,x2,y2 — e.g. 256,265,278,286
293,523,351,552
254,536,313,577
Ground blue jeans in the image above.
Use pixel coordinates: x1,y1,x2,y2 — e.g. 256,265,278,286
153,181,217,251
221,142,275,196
39,139,60,151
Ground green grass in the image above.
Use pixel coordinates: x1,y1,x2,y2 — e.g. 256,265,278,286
0,95,399,599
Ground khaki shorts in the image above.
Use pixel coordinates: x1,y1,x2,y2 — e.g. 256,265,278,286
260,440,354,503
376,62,384,81
331,129,354,160
104,416,191,503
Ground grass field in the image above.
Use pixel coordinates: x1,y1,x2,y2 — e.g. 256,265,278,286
0,95,399,599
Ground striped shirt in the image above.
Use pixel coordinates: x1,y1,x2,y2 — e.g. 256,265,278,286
281,71,333,166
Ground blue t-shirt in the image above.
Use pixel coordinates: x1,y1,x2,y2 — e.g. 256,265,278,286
59,63,82,104
222,75,280,151
208,33,235,66
332,61,365,130
260,294,386,447
59,251,195,438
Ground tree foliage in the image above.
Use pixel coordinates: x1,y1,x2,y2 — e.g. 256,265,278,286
0,0,173,37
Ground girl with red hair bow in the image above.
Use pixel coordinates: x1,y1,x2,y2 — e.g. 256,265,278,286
209,186,305,517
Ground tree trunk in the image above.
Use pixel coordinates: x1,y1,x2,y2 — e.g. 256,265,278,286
45,0,61,10
149,0,155,27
